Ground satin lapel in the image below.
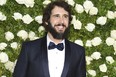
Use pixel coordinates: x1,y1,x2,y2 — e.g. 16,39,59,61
61,39,71,77
41,36,50,77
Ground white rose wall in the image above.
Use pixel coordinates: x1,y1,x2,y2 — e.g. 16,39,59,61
0,0,116,77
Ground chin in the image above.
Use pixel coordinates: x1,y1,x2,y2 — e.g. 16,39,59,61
57,30,65,33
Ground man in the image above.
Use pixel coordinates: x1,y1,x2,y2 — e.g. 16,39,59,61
13,1,86,77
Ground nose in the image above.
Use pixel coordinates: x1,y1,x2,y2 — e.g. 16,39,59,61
59,17,64,24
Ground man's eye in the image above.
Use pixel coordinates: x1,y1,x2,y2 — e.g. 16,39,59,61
54,15,59,17
64,15,69,18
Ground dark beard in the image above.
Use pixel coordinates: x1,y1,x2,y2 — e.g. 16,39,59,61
47,22,69,39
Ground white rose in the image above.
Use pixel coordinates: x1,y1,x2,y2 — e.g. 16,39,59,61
73,20,82,30
0,0,7,6
83,0,94,13
106,37,115,46
43,0,51,5
0,52,9,63
17,30,28,40
88,70,96,76
12,12,22,20
1,76,6,77
110,30,116,39
85,40,92,47
73,19,82,30
65,0,75,6
29,31,36,40
113,41,116,51
114,51,116,55
86,56,93,65
15,0,34,7
75,39,83,46
106,11,115,19
96,16,107,25
89,7,98,15
5,61,15,73
114,11,116,18
75,4,84,13
15,0,24,4
24,0,35,7
85,23,95,32
106,56,114,64
99,64,107,72
0,11,6,21
14,59,17,63
103,76,108,77
91,37,102,46
0,42,7,50
91,51,101,60
5,31,14,41
33,36,39,40
22,14,33,24
71,15,76,24
35,15,43,24
10,42,18,49
38,26,45,32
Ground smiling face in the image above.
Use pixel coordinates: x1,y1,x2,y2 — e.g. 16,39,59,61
47,6,70,39
50,6,69,33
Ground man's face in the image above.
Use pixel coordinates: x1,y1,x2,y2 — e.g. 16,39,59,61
48,6,69,39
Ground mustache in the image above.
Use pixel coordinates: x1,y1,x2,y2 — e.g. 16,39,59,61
54,23,66,27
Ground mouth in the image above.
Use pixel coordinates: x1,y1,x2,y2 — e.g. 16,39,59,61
54,25,66,32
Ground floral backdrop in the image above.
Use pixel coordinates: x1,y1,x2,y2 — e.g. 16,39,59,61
0,0,116,77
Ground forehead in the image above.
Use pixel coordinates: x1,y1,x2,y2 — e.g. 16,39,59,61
51,6,68,15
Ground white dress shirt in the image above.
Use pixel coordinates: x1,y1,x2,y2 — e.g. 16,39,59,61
47,35,65,77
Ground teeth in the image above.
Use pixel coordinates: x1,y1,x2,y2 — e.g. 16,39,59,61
58,26,63,29
54,25,65,31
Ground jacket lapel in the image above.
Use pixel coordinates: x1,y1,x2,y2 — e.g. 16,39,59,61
41,36,50,77
61,39,71,77
41,37,71,77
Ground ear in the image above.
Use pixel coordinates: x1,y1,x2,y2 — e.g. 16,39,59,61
45,22,48,25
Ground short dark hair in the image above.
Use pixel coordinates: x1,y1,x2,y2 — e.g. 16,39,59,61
42,0,72,31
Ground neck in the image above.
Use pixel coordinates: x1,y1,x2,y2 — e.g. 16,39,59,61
48,32,63,44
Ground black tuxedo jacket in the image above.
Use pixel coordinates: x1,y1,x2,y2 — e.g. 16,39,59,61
13,36,86,77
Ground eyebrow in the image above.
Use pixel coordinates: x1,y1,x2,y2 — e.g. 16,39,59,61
52,14,69,16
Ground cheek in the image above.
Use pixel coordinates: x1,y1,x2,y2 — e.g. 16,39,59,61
50,19,57,26
64,20,69,27
63,18,69,22
49,20,55,27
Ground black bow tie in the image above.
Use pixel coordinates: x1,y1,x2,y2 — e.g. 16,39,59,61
48,42,64,51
